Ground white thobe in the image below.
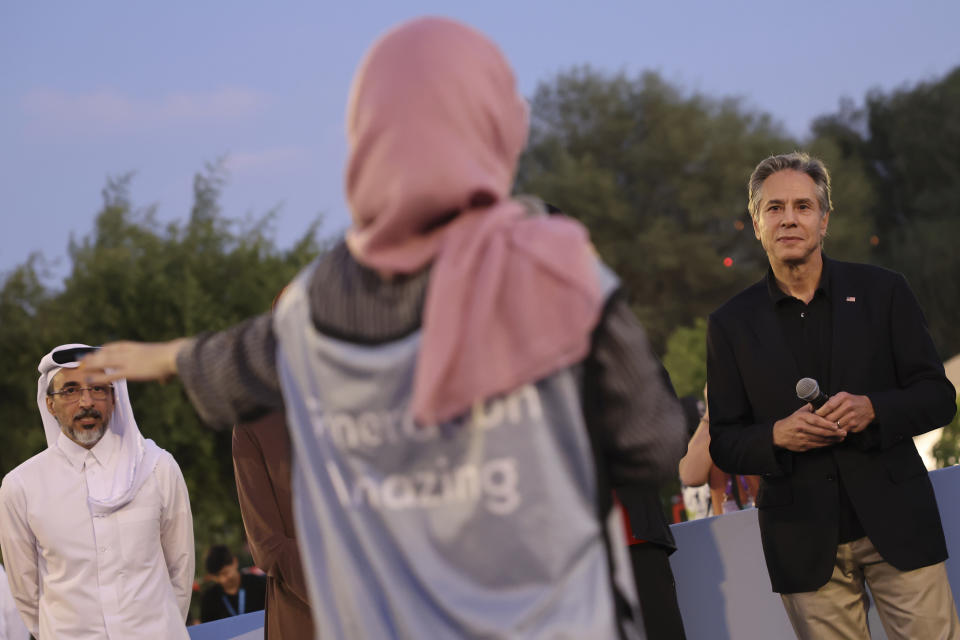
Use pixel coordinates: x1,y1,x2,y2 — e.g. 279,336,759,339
0,429,194,639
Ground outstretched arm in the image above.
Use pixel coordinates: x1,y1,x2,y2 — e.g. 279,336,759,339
80,314,284,430
80,338,187,383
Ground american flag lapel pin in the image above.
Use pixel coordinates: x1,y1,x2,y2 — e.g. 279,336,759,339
845,296,856,302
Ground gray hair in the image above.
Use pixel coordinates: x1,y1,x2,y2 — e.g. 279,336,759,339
747,151,832,220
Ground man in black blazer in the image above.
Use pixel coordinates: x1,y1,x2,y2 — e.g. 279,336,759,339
707,151,958,639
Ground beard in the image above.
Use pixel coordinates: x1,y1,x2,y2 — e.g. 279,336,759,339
69,423,106,446
63,407,107,447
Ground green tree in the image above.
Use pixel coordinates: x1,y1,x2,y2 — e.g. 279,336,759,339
516,67,797,353
0,257,55,476
662,318,708,399
806,131,876,264
811,66,960,357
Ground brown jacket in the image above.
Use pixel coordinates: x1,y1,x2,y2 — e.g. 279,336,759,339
233,413,314,638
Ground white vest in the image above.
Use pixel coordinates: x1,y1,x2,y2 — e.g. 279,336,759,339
273,261,641,639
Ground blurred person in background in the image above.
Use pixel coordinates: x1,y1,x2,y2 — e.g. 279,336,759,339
233,411,314,637
679,385,758,515
200,544,266,623
677,394,711,520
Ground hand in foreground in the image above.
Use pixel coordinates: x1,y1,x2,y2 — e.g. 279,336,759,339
816,392,876,434
773,404,845,452
79,339,188,384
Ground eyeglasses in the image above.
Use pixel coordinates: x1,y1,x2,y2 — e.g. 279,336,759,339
49,385,112,403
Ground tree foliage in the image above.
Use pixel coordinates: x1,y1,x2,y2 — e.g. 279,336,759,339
662,318,708,400
811,67,960,357
0,163,324,564
516,67,797,353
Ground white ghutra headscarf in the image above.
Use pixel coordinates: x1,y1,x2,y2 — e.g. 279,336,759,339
37,343,163,515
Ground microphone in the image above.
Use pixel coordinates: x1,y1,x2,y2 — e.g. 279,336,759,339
796,377,829,410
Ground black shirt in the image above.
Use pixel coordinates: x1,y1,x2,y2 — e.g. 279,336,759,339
200,572,267,623
766,260,865,544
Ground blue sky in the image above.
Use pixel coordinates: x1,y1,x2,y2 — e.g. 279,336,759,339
2,0,958,282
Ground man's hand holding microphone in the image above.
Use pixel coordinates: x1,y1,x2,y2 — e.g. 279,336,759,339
772,378,875,452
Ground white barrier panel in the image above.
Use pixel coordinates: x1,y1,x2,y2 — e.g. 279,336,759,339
669,464,960,640
187,610,263,640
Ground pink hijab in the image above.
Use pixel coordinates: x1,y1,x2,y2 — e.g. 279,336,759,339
345,17,604,425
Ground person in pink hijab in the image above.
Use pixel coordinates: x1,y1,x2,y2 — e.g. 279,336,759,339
83,17,686,639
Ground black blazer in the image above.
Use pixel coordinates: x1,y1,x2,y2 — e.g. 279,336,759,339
706,257,956,593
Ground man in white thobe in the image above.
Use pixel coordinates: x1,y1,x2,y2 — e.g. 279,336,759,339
0,344,194,639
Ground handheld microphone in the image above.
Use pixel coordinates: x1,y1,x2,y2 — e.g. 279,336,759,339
796,377,829,410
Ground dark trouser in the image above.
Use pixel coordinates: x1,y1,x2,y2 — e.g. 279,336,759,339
630,543,687,640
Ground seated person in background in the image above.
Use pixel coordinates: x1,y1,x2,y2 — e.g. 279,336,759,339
200,545,266,623
679,385,758,514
